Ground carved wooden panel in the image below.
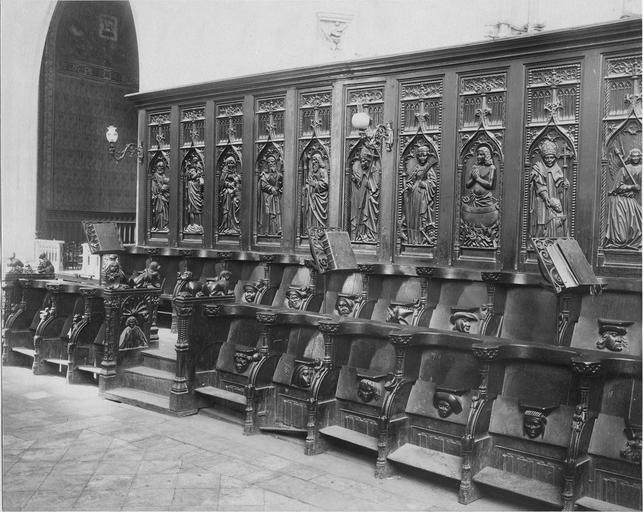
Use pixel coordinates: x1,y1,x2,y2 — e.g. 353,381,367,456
215,103,243,241
255,96,285,244
496,446,564,486
396,78,443,256
340,410,378,436
297,90,332,244
521,63,581,263
456,73,506,262
180,106,205,240
147,111,171,239
411,426,461,456
598,54,642,270
344,86,385,246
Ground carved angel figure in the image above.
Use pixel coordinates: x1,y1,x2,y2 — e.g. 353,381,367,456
402,144,437,245
605,148,642,249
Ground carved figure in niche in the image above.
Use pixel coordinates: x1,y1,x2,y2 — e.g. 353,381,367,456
450,311,479,333
285,287,311,310
402,144,437,245
529,140,570,237
596,318,633,352
605,148,642,249
102,254,127,289
133,261,162,289
621,427,642,463
350,146,380,242
151,159,170,232
184,155,204,234
208,270,233,296
118,316,148,350
461,146,499,247
219,156,241,234
357,379,379,403
302,152,329,231
258,154,283,235
37,253,54,274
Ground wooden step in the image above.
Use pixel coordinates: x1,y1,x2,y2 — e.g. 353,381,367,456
473,466,562,507
194,385,246,406
122,366,174,395
199,406,244,425
387,443,462,480
77,365,103,375
575,496,638,511
102,387,170,414
44,358,69,367
319,425,378,451
259,425,307,434
12,347,35,358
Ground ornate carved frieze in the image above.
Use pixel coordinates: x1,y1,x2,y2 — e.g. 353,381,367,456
599,54,642,267
148,110,170,149
521,63,581,263
181,107,205,147
456,72,506,259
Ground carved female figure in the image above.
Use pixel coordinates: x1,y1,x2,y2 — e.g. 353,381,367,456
258,154,283,235
403,145,437,245
151,160,170,232
303,152,329,231
219,156,241,234
529,140,569,237
351,146,380,242
184,156,204,233
605,148,642,249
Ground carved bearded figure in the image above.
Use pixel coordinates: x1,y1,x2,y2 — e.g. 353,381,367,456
258,155,283,235
605,148,642,249
151,160,170,232
219,156,241,234
351,146,380,242
530,141,569,237
403,145,437,245
303,152,329,231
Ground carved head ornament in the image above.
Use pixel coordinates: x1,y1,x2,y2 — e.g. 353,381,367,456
450,309,479,333
596,318,633,352
520,403,557,439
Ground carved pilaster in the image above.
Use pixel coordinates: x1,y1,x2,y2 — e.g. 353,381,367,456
389,333,413,381
256,311,277,356
171,299,194,395
318,320,340,368
100,294,122,392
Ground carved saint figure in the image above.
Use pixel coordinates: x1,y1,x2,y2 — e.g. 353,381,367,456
402,145,437,245
530,140,569,237
184,156,204,233
351,146,380,242
605,148,642,249
219,156,241,234
302,152,329,231
37,253,55,274
119,316,148,350
258,154,283,235
151,160,170,232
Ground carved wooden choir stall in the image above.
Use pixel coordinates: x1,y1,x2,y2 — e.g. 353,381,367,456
2,18,641,511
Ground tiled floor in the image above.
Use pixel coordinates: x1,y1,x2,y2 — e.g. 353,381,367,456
2,366,535,511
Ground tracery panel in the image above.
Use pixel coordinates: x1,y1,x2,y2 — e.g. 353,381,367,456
455,72,506,263
520,63,581,264
215,102,243,243
297,90,332,246
598,54,642,271
255,96,286,245
147,110,171,240
344,85,386,248
179,106,205,241
396,78,443,257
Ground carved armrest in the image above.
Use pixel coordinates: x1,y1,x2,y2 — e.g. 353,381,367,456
322,318,401,338
260,310,331,327
202,302,275,319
